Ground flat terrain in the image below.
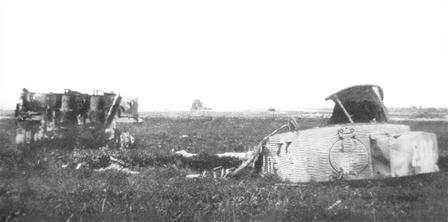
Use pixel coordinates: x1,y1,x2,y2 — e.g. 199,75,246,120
1,116,448,221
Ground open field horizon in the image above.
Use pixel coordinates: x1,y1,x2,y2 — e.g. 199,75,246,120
2,105,448,119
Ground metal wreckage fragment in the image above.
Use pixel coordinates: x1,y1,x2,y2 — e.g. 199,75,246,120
15,88,141,149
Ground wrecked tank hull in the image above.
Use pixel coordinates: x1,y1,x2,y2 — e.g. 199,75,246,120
232,85,440,183
15,89,140,148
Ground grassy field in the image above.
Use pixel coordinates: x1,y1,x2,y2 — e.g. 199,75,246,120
1,116,448,221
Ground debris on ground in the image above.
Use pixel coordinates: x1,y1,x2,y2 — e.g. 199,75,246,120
95,163,139,174
327,200,342,210
175,150,198,158
175,149,253,160
185,166,236,179
216,151,253,160
186,174,201,179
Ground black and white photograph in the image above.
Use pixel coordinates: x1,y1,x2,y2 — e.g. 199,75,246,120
1,0,448,221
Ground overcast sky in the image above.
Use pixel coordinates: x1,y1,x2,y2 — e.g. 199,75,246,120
1,0,447,111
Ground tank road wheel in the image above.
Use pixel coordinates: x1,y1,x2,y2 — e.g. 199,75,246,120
15,127,27,145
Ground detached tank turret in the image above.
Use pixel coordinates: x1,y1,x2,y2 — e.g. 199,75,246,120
15,88,140,149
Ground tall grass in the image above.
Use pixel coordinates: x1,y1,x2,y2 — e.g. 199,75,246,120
1,117,448,221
